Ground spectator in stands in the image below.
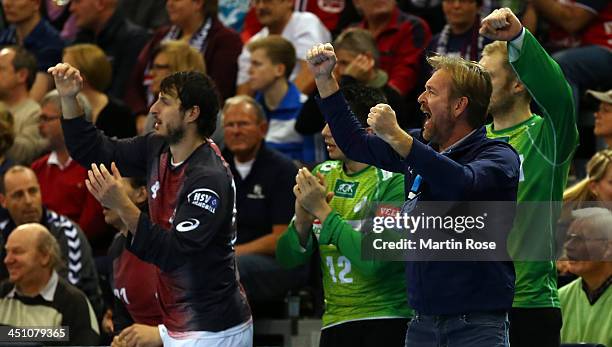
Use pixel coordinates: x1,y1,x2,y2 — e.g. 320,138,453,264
589,89,612,148
296,28,415,137
70,0,150,99
428,0,489,61
0,165,104,319
41,0,78,41
221,95,306,303
0,46,46,165
564,149,612,209
236,0,331,96
248,35,315,163
0,223,100,345
531,0,612,110
353,0,431,96
31,90,111,253
126,0,242,113
277,84,412,347
120,0,169,30
0,104,15,176
240,0,354,41
63,44,136,139
0,0,64,102
103,177,163,347
559,208,612,347
139,40,206,135
480,8,579,346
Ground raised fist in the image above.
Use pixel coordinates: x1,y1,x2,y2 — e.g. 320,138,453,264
306,43,337,79
479,7,523,41
47,63,83,97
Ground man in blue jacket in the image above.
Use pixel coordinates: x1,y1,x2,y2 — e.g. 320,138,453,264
305,10,521,347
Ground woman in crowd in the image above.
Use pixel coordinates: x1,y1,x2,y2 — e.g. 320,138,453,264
62,44,136,139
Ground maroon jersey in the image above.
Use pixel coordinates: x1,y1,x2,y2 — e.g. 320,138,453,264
63,118,251,333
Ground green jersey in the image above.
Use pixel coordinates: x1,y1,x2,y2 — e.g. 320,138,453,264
276,161,412,328
559,278,612,347
486,29,579,308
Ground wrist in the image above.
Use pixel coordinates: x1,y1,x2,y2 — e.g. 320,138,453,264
314,205,332,224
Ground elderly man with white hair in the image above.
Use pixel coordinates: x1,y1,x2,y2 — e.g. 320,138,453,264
559,207,612,347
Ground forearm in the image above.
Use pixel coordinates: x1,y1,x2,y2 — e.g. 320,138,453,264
276,222,314,268
60,96,85,119
314,75,340,99
117,202,142,236
385,129,414,159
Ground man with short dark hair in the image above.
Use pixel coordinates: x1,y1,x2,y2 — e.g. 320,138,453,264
70,0,150,99
49,62,253,346
0,165,104,319
0,223,100,345
0,46,46,164
0,0,64,101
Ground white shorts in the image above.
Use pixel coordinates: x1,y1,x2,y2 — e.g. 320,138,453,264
158,319,253,347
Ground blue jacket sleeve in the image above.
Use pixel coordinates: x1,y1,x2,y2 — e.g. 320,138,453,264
405,139,520,200
316,91,407,174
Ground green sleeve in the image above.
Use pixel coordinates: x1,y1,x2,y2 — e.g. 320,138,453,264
318,174,405,276
510,29,579,163
275,220,315,268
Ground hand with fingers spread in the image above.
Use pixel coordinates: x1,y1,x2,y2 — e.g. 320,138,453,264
295,168,333,222
344,54,375,83
47,63,84,97
479,7,523,41
306,43,337,80
85,162,134,224
118,324,162,347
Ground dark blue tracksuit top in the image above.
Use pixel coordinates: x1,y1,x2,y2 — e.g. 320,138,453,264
318,91,519,315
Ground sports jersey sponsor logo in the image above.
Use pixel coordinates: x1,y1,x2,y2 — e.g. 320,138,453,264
187,188,220,213
176,218,200,232
150,181,160,199
334,180,359,198
377,205,401,217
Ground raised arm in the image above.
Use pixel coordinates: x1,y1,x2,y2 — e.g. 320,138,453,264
49,63,149,177
306,44,412,174
480,8,578,163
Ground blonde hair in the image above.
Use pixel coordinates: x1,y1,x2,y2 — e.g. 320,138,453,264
426,54,492,128
154,40,206,75
482,41,531,103
64,44,112,92
564,149,612,207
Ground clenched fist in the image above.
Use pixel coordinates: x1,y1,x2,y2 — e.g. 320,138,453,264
306,43,337,79
47,63,83,97
479,7,523,41
367,103,403,143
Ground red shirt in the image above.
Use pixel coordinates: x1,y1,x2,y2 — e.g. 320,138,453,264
31,153,108,245
359,7,431,96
